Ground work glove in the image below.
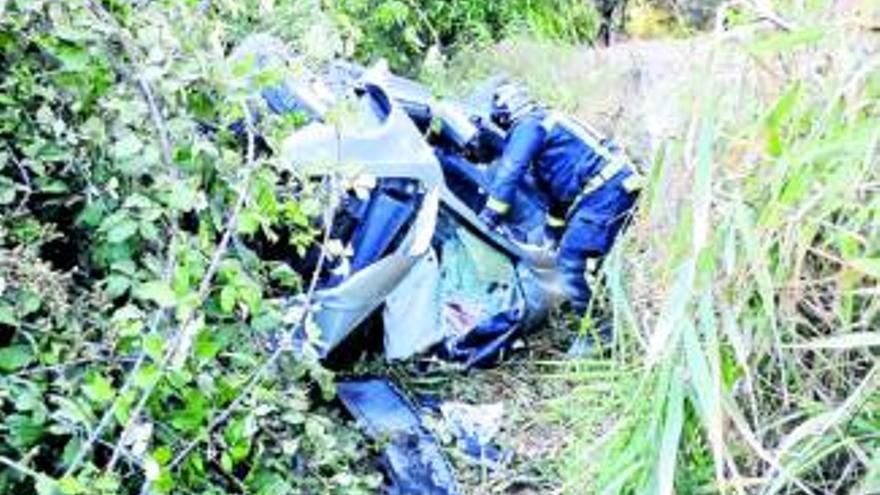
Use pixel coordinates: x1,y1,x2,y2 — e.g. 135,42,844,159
478,208,502,231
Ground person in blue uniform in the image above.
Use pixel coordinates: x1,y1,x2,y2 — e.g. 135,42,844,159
478,83,642,315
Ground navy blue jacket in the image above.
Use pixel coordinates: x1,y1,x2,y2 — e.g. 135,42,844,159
484,111,611,224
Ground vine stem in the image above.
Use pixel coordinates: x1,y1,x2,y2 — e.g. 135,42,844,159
0,455,51,483
105,100,260,472
63,0,181,477
165,181,338,472
6,149,32,216
139,130,343,494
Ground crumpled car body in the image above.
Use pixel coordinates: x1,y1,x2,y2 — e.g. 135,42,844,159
278,63,567,367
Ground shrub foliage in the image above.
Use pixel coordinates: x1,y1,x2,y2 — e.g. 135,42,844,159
330,0,600,73
0,1,378,494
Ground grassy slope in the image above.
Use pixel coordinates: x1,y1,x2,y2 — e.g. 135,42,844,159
438,2,880,494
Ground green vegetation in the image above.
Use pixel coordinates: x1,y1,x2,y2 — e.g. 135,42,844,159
540,3,880,494
0,1,600,493
2,0,878,494
330,0,600,73
427,2,880,493
0,1,374,493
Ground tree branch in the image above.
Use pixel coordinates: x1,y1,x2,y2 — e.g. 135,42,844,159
64,2,181,476
105,101,262,472
0,455,53,487
164,178,338,473
6,149,32,216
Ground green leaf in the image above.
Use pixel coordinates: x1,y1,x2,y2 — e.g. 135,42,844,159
94,474,121,494
220,451,233,473
50,396,93,429
76,200,105,227
112,134,144,159
251,310,281,334
83,372,116,404
194,330,223,360
20,290,42,315
139,220,160,242
764,83,801,157
113,389,137,425
133,363,159,388
654,367,684,495
4,413,45,449
238,283,262,314
135,281,177,308
142,334,166,362
237,210,261,235
112,304,145,336
269,263,300,289
36,178,69,194
0,176,18,205
61,437,83,469
170,392,208,433
34,475,58,495
104,274,131,299
0,301,18,326
0,345,34,371
153,445,173,465
220,285,237,314
51,43,90,71
107,218,139,243
58,476,87,495
111,259,137,276
167,179,206,213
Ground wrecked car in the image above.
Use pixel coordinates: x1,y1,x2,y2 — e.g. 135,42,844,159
231,36,577,495
264,61,569,368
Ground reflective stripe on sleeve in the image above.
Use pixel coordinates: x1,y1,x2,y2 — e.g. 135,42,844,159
486,197,511,214
546,214,566,228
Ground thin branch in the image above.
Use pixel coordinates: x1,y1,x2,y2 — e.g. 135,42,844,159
97,439,143,469
11,356,138,378
106,100,261,472
84,1,175,174
137,78,176,174
164,182,338,472
746,0,795,32
0,455,52,485
64,2,181,475
6,148,32,216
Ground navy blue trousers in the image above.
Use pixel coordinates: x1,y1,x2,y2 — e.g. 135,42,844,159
558,171,638,314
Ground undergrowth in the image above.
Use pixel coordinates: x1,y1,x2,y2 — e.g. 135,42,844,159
3,0,878,494
0,1,377,494
539,2,880,494
329,0,601,74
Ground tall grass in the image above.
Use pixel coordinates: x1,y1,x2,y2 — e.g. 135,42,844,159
538,3,880,494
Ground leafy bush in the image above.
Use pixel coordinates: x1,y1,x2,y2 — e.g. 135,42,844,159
0,1,378,493
329,0,600,73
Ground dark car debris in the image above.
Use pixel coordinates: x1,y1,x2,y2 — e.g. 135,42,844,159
336,378,461,495
232,33,641,492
